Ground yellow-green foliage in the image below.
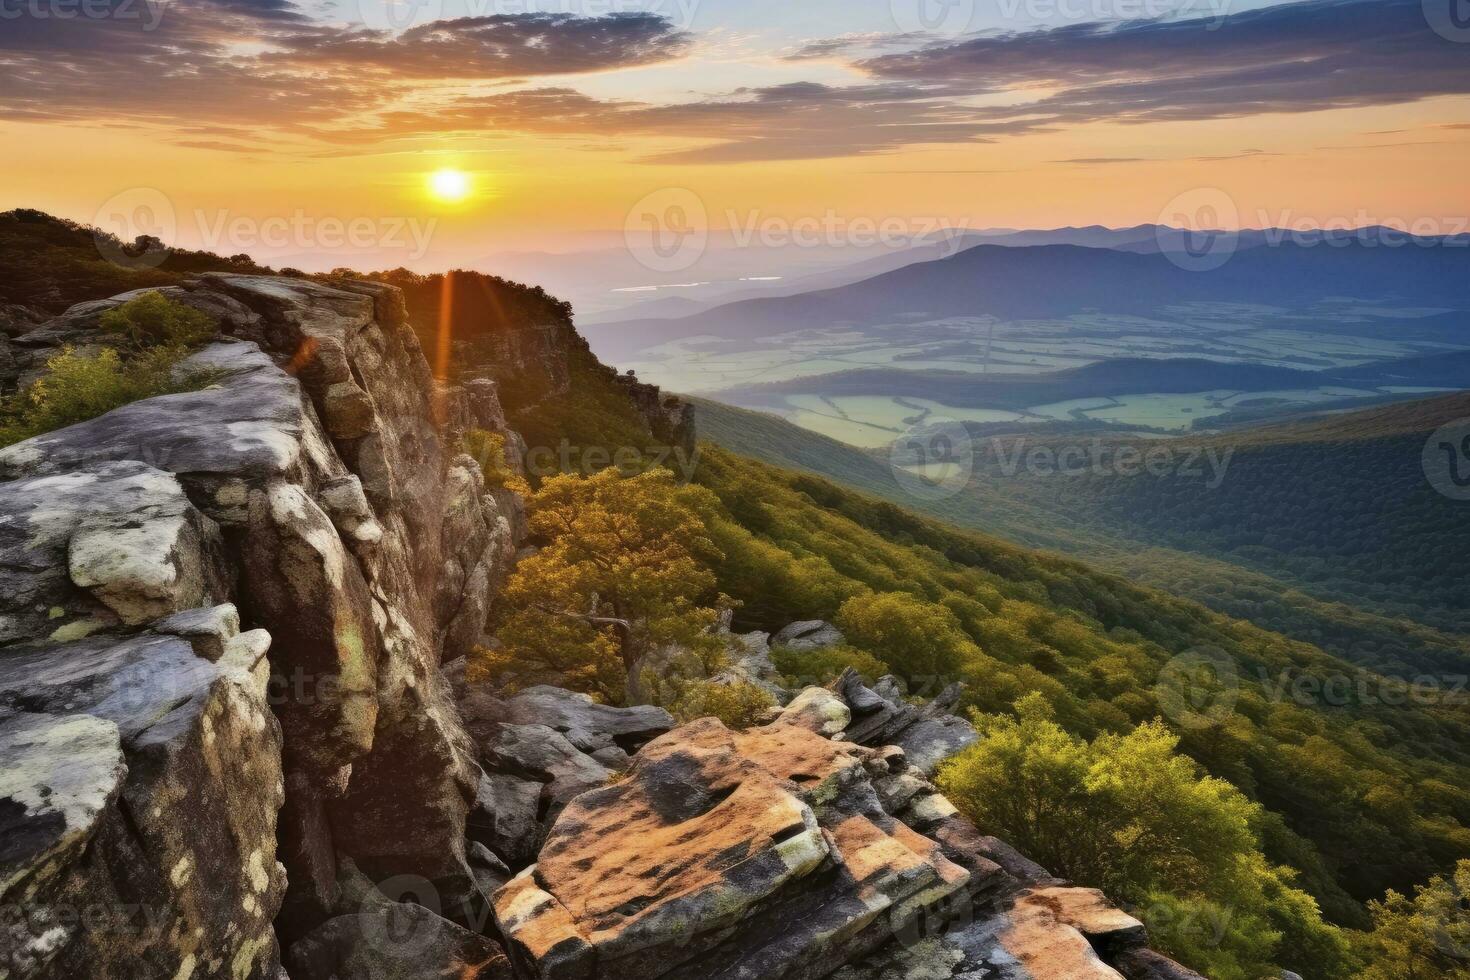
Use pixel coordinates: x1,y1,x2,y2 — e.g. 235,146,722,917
0,345,213,447
834,591,977,685
463,428,528,492
686,445,1470,941
662,679,775,730
1,293,220,447
769,644,889,689
1354,860,1470,979
98,290,217,349
481,467,726,704
937,693,1356,979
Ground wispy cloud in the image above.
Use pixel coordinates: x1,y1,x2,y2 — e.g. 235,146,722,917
3,0,1463,164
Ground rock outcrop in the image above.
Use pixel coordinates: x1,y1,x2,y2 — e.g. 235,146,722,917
493,715,972,980
827,669,980,776
457,684,675,867
0,275,533,977
0,276,1204,980
491,686,1203,980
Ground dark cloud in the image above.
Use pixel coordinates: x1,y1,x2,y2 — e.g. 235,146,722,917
857,0,1470,128
2,0,1462,165
269,13,691,78
0,5,689,130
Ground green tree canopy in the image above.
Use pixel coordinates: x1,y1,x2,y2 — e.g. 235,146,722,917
937,693,1353,979
482,467,725,704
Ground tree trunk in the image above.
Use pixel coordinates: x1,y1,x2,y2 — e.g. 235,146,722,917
623,651,646,707
610,598,646,706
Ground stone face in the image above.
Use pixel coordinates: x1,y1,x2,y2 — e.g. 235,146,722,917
1113,949,1209,980
0,342,320,485
151,602,243,661
494,717,972,980
456,681,680,865
775,685,853,736
772,620,845,652
827,670,978,776
0,628,284,980
284,902,513,980
0,275,533,971
0,461,229,645
710,630,789,701
494,686,674,757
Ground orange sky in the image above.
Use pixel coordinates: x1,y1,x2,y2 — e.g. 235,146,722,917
5,0,1468,269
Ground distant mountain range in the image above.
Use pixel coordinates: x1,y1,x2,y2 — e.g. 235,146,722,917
587,233,1470,360
709,350,1470,410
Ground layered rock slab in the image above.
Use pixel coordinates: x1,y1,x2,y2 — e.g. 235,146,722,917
0,623,283,979
0,275,530,949
493,717,971,980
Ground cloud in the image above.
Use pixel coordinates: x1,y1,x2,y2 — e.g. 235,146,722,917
855,0,1470,129
269,13,691,79
3,0,1462,165
0,5,690,131
303,81,1043,161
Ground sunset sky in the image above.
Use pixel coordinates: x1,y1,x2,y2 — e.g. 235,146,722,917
5,0,1468,268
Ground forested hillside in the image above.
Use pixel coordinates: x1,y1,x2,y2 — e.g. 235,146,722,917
9,208,1469,977
695,396,1470,679
487,359,1470,940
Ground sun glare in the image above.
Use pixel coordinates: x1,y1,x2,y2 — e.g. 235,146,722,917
428,168,471,203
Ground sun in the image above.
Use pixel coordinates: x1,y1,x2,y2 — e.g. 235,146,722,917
427,168,471,203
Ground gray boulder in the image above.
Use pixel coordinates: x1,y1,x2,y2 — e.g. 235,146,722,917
0,626,284,979
285,902,512,980
772,619,845,651
828,669,978,775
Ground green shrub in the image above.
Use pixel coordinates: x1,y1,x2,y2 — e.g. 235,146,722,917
936,693,1355,979
99,290,217,349
770,643,890,689
0,345,220,447
463,428,527,492
834,591,979,685
663,679,775,730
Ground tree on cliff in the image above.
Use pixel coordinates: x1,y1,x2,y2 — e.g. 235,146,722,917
1354,860,1470,980
937,693,1354,980
483,467,727,704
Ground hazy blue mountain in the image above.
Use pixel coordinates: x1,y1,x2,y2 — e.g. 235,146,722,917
590,239,1470,360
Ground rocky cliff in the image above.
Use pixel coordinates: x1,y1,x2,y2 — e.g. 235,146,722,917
1,276,1201,980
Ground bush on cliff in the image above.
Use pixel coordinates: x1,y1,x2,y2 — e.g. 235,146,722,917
99,289,217,349
478,467,729,705
1354,860,1470,979
1,293,222,446
937,692,1355,979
